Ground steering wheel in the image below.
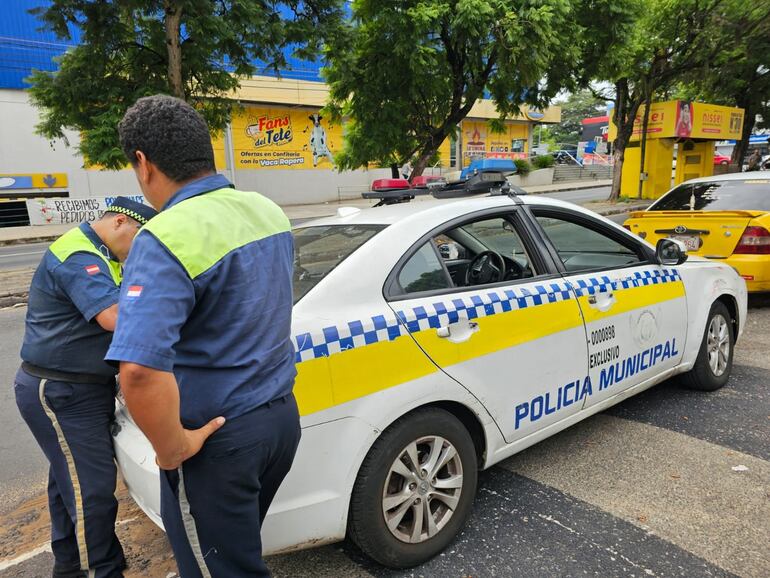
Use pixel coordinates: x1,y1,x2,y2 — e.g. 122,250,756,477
465,250,506,286
505,257,525,280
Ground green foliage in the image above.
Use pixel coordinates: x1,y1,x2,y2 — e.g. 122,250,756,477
324,0,632,176
674,2,770,161
513,158,531,176
532,154,555,169
586,0,735,199
547,90,608,147
28,0,344,169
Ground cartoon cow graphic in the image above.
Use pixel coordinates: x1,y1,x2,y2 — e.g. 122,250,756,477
307,114,335,167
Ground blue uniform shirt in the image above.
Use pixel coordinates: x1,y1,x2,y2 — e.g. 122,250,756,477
106,175,297,428
21,223,121,377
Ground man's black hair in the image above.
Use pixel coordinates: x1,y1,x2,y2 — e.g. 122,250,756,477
118,95,216,183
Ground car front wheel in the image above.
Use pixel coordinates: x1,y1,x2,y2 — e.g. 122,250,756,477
347,407,478,568
680,301,734,391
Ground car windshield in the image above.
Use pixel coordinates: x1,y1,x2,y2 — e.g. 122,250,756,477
293,224,386,303
650,179,770,211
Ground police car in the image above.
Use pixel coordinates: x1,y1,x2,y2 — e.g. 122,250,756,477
113,174,747,568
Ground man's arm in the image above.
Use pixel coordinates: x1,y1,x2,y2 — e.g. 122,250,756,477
94,304,118,331
120,362,224,469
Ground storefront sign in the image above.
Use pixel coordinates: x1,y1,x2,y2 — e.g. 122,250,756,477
231,106,343,170
25,195,147,225
462,121,529,166
0,173,68,189
618,101,745,141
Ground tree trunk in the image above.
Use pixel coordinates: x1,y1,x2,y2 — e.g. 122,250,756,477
608,80,641,201
411,135,442,178
164,1,184,99
611,138,626,201
637,86,654,199
732,104,754,166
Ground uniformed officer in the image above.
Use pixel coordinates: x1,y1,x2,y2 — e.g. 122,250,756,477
15,197,157,578
108,95,300,577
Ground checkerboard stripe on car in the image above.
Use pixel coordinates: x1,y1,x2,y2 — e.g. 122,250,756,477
293,268,682,363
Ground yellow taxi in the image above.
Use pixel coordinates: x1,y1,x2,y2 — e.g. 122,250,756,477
624,173,770,292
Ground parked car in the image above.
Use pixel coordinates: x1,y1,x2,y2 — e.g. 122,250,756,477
713,153,731,165
115,186,747,569
624,173,770,292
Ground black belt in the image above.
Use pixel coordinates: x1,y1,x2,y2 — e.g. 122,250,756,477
21,362,116,386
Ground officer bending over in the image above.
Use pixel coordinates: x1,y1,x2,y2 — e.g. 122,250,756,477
15,198,157,578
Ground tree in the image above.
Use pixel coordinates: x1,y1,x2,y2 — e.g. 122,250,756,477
590,0,729,200
675,2,770,165
324,0,633,178
28,0,343,169
544,90,609,148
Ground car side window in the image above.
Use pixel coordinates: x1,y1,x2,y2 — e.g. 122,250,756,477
396,214,539,297
535,213,644,272
397,242,452,294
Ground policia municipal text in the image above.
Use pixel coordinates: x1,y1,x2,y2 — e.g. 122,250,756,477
15,198,157,577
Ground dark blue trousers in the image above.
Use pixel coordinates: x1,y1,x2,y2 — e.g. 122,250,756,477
160,393,301,578
14,368,125,578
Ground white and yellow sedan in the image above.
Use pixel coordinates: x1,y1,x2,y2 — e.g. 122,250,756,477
114,185,747,569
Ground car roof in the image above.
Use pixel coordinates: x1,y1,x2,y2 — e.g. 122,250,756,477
294,194,591,228
678,172,767,185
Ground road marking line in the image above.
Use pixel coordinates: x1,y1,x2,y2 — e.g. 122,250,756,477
0,543,52,570
0,250,46,258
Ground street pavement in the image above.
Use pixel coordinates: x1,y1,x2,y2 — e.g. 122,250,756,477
0,243,50,272
1,295,768,577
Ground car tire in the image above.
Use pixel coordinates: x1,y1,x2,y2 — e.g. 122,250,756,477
680,301,734,391
720,160,728,166
347,407,478,569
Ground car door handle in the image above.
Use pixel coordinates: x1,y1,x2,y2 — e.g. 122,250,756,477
437,321,479,343
587,292,615,311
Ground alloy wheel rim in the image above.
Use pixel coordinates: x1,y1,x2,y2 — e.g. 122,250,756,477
382,435,464,544
707,314,730,377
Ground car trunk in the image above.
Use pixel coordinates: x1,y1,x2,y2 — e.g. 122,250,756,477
626,210,765,258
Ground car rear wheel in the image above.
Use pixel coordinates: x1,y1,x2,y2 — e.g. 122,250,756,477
347,407,478,568
680,301,734,391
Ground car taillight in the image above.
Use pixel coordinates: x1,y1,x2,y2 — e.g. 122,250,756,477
734,226,770,254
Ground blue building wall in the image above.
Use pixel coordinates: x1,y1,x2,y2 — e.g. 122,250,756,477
0,0,324,90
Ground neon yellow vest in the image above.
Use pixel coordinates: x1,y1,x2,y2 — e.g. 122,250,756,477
142,187,291,279
49,227,122,285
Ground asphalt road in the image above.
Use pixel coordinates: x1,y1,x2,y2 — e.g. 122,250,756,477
0,243,49,272
1,295,768,577
0,187,613,271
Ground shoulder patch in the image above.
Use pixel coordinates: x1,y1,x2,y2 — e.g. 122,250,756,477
85,264,101,276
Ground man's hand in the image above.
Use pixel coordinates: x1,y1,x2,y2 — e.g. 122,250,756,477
120,362,225,470
155,417,226,470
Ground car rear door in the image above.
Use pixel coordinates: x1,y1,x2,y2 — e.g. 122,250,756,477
385,207,589,443
530,207,688,409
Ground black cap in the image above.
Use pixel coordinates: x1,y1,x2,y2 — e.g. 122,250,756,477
105,197,158,225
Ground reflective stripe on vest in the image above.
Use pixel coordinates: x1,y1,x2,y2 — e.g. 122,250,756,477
142,187,291,279
49,227,122,285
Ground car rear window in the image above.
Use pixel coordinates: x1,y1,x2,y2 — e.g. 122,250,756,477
293,225,386,303
650,179,770,211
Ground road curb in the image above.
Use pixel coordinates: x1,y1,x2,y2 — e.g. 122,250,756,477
524,181,613,195
0,293,28,308
0,235,60,248
596,203,650,216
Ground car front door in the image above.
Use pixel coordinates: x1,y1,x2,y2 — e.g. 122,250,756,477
385,209,589,443
530,208,688,409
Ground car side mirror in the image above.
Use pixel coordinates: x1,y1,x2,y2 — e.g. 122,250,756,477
656,238,688,266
